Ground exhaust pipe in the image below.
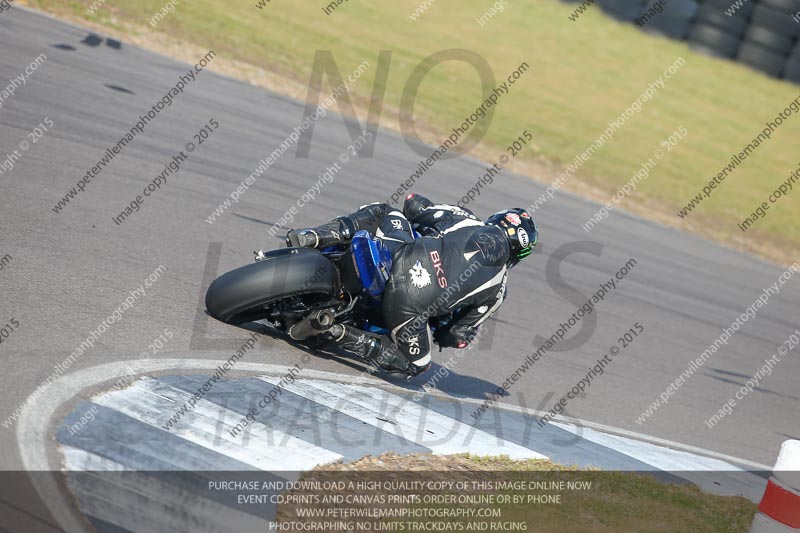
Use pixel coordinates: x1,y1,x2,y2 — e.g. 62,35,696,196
289,309,335,340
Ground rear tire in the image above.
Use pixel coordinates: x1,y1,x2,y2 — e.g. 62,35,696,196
205,248,338,324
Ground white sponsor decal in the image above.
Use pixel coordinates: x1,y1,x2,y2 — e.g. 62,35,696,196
497,272,508,298
409,261,432,288
408,335,420,355
518,228,529,248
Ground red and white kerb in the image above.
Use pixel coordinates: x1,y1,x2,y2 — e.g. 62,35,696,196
751,440,800,532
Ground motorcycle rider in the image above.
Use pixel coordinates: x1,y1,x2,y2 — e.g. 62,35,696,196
284,193,538,377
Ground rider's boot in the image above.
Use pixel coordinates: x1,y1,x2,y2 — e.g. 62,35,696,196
285,217,351,249
286,203,389,249
326,324,414,375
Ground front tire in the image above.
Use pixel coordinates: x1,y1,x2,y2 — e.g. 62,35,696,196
205,248,338,324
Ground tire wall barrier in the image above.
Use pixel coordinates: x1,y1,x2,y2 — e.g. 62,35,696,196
563,0,800,83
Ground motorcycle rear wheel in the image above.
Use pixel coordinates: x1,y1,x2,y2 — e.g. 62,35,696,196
205,248,338,324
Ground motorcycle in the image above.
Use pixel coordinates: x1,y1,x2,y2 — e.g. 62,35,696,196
205,230,446,373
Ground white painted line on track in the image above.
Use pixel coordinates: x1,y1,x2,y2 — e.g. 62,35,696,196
261,362,771,470
550,422,743,472
18,358,769,469
61,446,129,472
15,358,771,533
261,376,547,460
61,446,271,533
94,377,342,470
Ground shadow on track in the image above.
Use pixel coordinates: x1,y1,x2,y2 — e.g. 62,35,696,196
227,319,508,401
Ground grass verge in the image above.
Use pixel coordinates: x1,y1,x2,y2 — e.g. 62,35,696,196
20,0,800,264
276,453,757,532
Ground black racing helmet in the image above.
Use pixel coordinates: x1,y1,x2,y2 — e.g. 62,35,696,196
485,208,538,268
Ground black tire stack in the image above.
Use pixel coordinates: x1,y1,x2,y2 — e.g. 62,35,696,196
597,0,646,22
787,41,800,81
688,0,751,57
685,0,800,79
640,0,699,39
561,0,800,83
736,0,800,77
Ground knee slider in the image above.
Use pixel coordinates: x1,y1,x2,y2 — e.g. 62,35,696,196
409,361,431,376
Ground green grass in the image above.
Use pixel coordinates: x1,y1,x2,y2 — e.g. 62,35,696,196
280,453,757,532
27,0,800,261
452,456,756,532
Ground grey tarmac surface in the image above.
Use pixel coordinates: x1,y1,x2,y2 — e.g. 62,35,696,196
0,4,798,479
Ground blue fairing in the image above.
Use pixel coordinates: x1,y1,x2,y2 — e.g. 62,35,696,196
351,230,393,297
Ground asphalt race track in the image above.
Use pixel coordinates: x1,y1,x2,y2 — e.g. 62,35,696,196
1,4,799,494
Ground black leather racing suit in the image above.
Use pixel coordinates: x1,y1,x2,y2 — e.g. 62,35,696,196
343,195,511,374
